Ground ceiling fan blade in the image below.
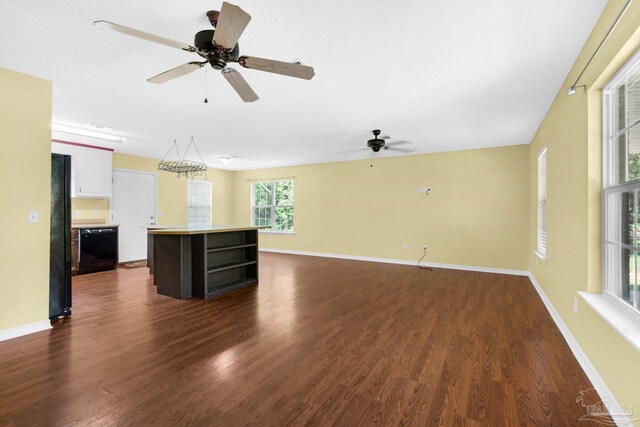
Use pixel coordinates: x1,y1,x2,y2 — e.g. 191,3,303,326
385,147,414,153
338,148,371,154
385,140,410,146
93,21,196,52
238,56,315,80
222,68,258,102
147,62,205,84
212,2,252,51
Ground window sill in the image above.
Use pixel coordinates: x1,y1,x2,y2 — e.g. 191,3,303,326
534,251,546,262
578,291,640,353
258,230,295,236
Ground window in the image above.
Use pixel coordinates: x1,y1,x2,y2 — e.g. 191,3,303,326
187,180,211,225
603,48,640,313
536,147,547,259
252,180,294,232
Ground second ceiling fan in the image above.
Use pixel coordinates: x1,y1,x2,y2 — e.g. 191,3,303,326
94,2,315,102
366,130,412,153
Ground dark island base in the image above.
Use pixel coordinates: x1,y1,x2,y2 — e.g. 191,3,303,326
153,229,258,300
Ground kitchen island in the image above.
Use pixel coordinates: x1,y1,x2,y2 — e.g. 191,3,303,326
149,226,262,300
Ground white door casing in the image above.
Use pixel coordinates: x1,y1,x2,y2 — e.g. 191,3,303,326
112,170,156,263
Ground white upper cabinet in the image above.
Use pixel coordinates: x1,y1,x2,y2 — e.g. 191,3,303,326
52,142,113,198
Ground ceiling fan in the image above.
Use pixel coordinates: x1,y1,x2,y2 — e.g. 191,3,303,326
93,2,315,102
366,130,412,153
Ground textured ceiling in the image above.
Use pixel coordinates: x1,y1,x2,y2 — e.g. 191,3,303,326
0,0,606,170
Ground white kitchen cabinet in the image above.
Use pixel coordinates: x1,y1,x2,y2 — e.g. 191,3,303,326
52,142,113,198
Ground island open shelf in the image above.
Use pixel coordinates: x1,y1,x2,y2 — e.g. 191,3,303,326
149,226,261,300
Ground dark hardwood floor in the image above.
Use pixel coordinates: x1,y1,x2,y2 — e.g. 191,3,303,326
0,253,610,426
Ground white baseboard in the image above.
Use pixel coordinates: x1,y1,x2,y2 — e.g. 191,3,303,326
0,320,51,342
528,273,628,427
259,247,529,277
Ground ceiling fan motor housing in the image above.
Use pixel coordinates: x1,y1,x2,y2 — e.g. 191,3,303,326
194,29,240,70
367,130,386,152
367,139,384,152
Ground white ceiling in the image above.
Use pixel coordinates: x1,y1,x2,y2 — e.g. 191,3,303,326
1,0,606,170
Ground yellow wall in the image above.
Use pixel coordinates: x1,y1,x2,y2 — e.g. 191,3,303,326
234,145,529,270
71,198,110,223
112,152,236,226
0,68,52,329
528,0,640,417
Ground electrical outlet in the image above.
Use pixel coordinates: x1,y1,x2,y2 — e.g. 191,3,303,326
324,237,329,244
27,210,39,224
306,237,311,243
403,243,408,250
423,244,428,251
573,297,578,313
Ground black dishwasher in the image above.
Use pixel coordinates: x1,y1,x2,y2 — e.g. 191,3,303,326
79,227,118,274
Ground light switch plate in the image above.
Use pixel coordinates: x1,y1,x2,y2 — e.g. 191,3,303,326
28,210,39,224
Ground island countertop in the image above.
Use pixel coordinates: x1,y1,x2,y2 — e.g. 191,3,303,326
72,224,119,229
148,225,266,235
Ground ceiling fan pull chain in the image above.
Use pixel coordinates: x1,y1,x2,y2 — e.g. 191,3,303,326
204,67,208,103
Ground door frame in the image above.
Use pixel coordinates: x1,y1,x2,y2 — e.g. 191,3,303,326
110,168,158,262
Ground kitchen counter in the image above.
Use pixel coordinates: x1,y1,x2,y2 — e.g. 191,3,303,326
148,225,265,235
72,224,119,229
146,225,193,274
151,225,262,300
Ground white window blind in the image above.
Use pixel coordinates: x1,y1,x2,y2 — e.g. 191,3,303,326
537,148,547,258
187,180,211,225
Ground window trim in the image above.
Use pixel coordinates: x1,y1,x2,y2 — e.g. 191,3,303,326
602,46,640,316
250,179,294,233
578,291,640,353
536,147,547,260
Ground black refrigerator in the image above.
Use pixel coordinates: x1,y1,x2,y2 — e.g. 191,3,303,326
50,153,72,319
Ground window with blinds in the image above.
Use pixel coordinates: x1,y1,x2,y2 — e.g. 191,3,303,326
187,180,211,225
603,47,640,314
537,148,547,258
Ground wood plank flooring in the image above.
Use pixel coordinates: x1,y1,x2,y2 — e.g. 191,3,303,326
0,253,611,426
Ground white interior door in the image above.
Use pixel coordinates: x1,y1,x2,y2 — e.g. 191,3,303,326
112,170,156,263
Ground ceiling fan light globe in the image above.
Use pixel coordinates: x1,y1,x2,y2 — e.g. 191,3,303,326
209,56,227,70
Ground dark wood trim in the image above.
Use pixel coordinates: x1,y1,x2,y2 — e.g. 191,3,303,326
52,139,115,152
